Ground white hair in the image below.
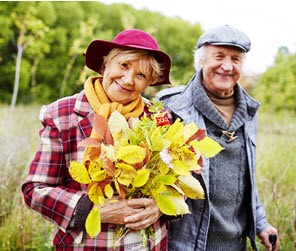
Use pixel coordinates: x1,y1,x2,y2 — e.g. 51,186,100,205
193,45,207,72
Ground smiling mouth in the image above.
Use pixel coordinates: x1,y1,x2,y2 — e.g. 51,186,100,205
216,72,234,77
116,82,132,92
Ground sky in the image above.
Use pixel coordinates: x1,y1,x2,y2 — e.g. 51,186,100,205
99,0,296,74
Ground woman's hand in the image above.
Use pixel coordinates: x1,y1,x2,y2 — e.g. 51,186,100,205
123,198,162,231
100,197,143,225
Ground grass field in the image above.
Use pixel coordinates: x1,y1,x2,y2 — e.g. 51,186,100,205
0,105,295,250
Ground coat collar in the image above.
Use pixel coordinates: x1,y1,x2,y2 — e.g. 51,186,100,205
73,89,93,118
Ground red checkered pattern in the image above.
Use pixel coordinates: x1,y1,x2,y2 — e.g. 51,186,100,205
22,90,168,250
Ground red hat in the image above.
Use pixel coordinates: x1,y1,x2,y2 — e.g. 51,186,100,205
85,29,172,85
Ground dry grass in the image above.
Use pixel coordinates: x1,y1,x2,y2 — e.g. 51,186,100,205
0,105,295,250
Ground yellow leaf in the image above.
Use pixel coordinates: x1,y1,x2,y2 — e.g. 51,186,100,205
69,161,91,184
104,184,114,199
150,182,167,197
101,144,116,162
179,147,201,171
90,170,106,182
190,137,224,158
88,183,105,205
86,207,101,238
150,127,171,151
155,193,177,216
156,187,190,215
132,169,150,187
171,159,190,175
116,162,136,171
116,145,146,164
108,110,129,137
88,159,102,177
183,122,198,142
165,119,184,142
157,175,177,185
118,170,134,186
179,175,205,199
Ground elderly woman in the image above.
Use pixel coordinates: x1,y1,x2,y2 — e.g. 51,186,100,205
22,29,172,251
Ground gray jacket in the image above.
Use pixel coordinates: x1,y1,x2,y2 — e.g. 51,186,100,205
157,72,268,251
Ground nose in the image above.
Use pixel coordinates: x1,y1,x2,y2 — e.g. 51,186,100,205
221,59,233,71
122,70,134,85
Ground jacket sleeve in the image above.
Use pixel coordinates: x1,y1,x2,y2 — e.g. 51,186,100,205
249,114,269,234
21,104,85,232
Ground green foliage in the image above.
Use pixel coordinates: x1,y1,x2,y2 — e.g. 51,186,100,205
0,1,202,105
254,48,296,114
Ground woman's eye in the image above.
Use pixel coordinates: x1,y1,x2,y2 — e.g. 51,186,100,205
120,63,128,68
138,73,146,78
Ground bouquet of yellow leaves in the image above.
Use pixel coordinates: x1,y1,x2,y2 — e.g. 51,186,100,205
69,99,224,244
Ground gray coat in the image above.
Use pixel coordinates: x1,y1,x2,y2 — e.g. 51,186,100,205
157,72,268,251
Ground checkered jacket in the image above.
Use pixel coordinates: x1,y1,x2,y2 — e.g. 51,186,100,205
22,89,168,250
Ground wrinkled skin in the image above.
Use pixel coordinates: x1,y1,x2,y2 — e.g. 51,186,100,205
257,225,280,251
100,197,162,231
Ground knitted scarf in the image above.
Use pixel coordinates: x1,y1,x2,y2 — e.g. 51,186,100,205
83,76,144,162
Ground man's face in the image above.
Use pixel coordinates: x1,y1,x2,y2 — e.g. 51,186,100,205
201,45,244,96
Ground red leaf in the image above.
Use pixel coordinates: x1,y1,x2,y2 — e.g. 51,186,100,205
105,158,115,176
93,113,107,140
105,127,114,145
78,138,101,147
187,129,207,142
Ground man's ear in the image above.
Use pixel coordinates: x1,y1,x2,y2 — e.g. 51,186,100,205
199,59,204,68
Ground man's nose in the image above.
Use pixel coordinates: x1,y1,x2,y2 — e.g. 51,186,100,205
221,59,233,71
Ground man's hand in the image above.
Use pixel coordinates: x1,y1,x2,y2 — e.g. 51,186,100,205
124,198,162,231
257,225,279,251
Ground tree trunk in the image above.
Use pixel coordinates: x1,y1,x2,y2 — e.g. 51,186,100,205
9,44,23,123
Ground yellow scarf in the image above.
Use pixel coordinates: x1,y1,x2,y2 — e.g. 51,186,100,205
83,76,144,162
84,76,144,119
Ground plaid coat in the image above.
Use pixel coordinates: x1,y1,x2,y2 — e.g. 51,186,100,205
22,89,168,250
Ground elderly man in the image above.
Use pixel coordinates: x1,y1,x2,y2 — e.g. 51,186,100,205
157,25,279,251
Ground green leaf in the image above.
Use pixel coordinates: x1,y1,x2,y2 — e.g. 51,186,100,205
132,169,150,187
69,161,91,184
86,207,101,238
190,137,224,158
116,145,146,164
179,175,205,199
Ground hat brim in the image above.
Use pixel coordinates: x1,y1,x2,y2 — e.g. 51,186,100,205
85,40,171,85
208,42,248,52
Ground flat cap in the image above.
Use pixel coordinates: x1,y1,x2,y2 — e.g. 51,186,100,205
197,25,251,52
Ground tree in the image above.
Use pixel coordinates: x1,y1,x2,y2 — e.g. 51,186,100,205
9,5,49,121
60,18,97,97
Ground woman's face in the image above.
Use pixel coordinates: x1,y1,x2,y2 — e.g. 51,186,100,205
102,53,152,105
201,45,244,96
